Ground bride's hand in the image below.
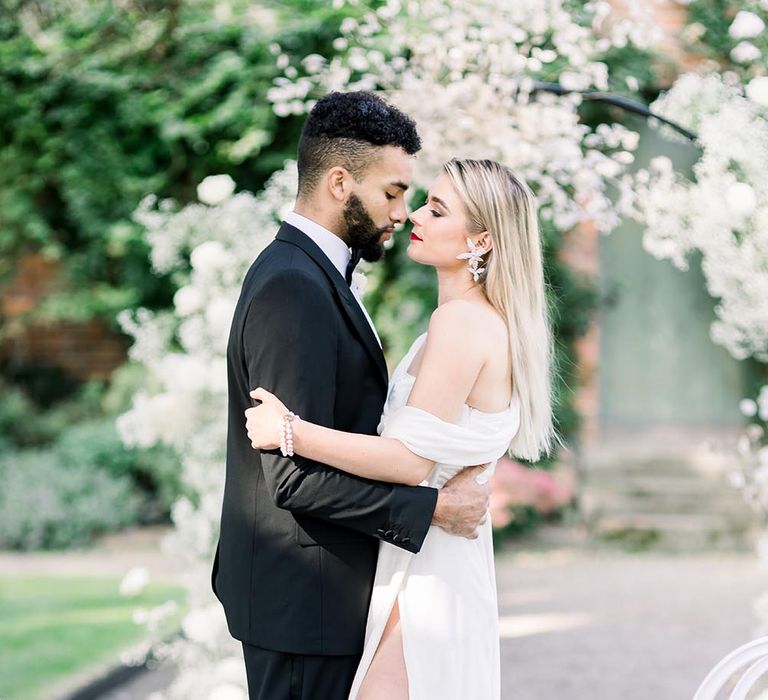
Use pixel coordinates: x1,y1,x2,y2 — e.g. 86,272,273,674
245,387,291,450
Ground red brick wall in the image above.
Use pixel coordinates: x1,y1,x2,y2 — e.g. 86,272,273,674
0,253,130,381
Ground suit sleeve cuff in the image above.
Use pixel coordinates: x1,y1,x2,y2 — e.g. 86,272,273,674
381,485,438,554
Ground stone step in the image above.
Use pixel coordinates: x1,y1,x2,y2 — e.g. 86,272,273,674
583,496,755,525
581,474,745,500
577,448,756,550
581,493,753,521
582,457,734,479
581,468,748,510
594,512,747,532
590,513,756,552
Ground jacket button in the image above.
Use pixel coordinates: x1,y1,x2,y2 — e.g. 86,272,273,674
377,528,386,536
384,529,394,538
402,537,411,545
392,534,400,543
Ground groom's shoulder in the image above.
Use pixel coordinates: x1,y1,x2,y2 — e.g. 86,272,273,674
247,248,333,304
248,238,327,288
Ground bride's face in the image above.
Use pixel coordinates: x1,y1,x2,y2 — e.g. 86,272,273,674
407,173,489,271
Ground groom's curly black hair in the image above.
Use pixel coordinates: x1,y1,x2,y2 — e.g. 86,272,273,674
297,91,421,196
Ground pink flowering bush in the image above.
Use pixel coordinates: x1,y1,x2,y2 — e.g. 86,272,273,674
490,457,575,531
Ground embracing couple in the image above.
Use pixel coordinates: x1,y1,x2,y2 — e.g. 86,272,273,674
211,90,556,700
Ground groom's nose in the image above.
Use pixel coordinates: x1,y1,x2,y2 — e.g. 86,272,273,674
391,201,408,224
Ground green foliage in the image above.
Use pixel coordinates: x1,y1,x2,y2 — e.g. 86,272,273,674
0,370,182,531
0,449,140,550
0,374,105,448
688,0,738,61
0,0,355,325
687,0,768,75
54,418,183,521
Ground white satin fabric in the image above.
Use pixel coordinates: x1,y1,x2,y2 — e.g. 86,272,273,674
347,332,521,700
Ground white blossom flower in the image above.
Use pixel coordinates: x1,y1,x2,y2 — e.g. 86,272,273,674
301,53,326,74
197,175,236,206
213,658,247,684
119,567,150,597
759,386,768,421
747,77,768,108
190,241,234,277
741,399,759,417
731,41,762,64
182,605,226,645
729,10,766,40
174,286,205,316
725,182,757,217
208,684,248,700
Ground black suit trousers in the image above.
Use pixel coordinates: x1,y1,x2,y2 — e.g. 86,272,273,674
242,642,360,700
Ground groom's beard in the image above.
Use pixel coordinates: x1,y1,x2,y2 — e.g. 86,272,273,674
343,193,392,263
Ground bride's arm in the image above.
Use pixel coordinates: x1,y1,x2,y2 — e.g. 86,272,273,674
247,301,486,487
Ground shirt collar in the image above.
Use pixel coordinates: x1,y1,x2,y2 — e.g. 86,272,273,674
283,211,350,280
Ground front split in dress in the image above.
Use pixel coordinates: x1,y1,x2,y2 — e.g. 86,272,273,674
347,333,522,700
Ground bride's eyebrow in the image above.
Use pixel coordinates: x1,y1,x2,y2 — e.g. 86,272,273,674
426,193,451,213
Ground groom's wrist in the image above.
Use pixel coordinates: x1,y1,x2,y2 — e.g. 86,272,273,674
432,489,458,528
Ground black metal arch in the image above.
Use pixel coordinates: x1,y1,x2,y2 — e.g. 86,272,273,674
531,81,699,142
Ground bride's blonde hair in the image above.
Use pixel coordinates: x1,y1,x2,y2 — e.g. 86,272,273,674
443,158,561,461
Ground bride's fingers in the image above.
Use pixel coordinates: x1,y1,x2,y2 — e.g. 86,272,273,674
244,407,260,425
249,387,272,402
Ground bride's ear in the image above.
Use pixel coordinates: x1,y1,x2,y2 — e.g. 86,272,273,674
474,232,493,253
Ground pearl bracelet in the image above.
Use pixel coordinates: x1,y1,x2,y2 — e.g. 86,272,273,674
279,411,300,457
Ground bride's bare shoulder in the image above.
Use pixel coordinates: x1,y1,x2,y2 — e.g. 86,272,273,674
427,299,506,348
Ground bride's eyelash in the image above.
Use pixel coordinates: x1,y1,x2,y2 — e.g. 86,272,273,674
421,193,441,217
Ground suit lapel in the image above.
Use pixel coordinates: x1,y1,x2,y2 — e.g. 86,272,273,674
276,223,389,390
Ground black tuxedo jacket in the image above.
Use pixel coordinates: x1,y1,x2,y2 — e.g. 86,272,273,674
212,223,438,656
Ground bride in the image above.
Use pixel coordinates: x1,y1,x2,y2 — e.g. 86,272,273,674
245,158,557,700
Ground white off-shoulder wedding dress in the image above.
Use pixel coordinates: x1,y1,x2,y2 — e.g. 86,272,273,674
347,332,522,700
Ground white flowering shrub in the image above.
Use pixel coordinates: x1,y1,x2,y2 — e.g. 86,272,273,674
117,167,297,698
269,0,658,234
632,73,768,362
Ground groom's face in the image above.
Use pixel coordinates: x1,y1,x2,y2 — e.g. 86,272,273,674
342,146,414,263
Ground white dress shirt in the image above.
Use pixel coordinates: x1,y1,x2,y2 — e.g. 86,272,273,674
283,211,382,348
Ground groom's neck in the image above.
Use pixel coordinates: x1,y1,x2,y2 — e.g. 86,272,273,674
293,201,347,244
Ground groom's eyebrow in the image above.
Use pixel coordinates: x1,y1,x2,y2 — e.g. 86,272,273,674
390,180,409,191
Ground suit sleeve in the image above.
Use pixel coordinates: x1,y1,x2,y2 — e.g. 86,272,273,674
242,269,437,554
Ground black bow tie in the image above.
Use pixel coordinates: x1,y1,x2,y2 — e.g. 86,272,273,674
345,248,364,286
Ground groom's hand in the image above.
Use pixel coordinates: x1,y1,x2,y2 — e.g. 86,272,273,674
432,465,491,539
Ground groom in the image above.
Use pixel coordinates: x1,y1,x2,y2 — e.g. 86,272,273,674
212,91,491,699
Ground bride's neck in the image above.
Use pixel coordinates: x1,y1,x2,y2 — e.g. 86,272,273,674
436,267,484,306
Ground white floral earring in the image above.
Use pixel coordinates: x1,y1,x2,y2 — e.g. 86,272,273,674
456,237,490,282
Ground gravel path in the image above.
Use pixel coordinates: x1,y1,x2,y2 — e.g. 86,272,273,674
7,525,767,699
496,528,768,700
